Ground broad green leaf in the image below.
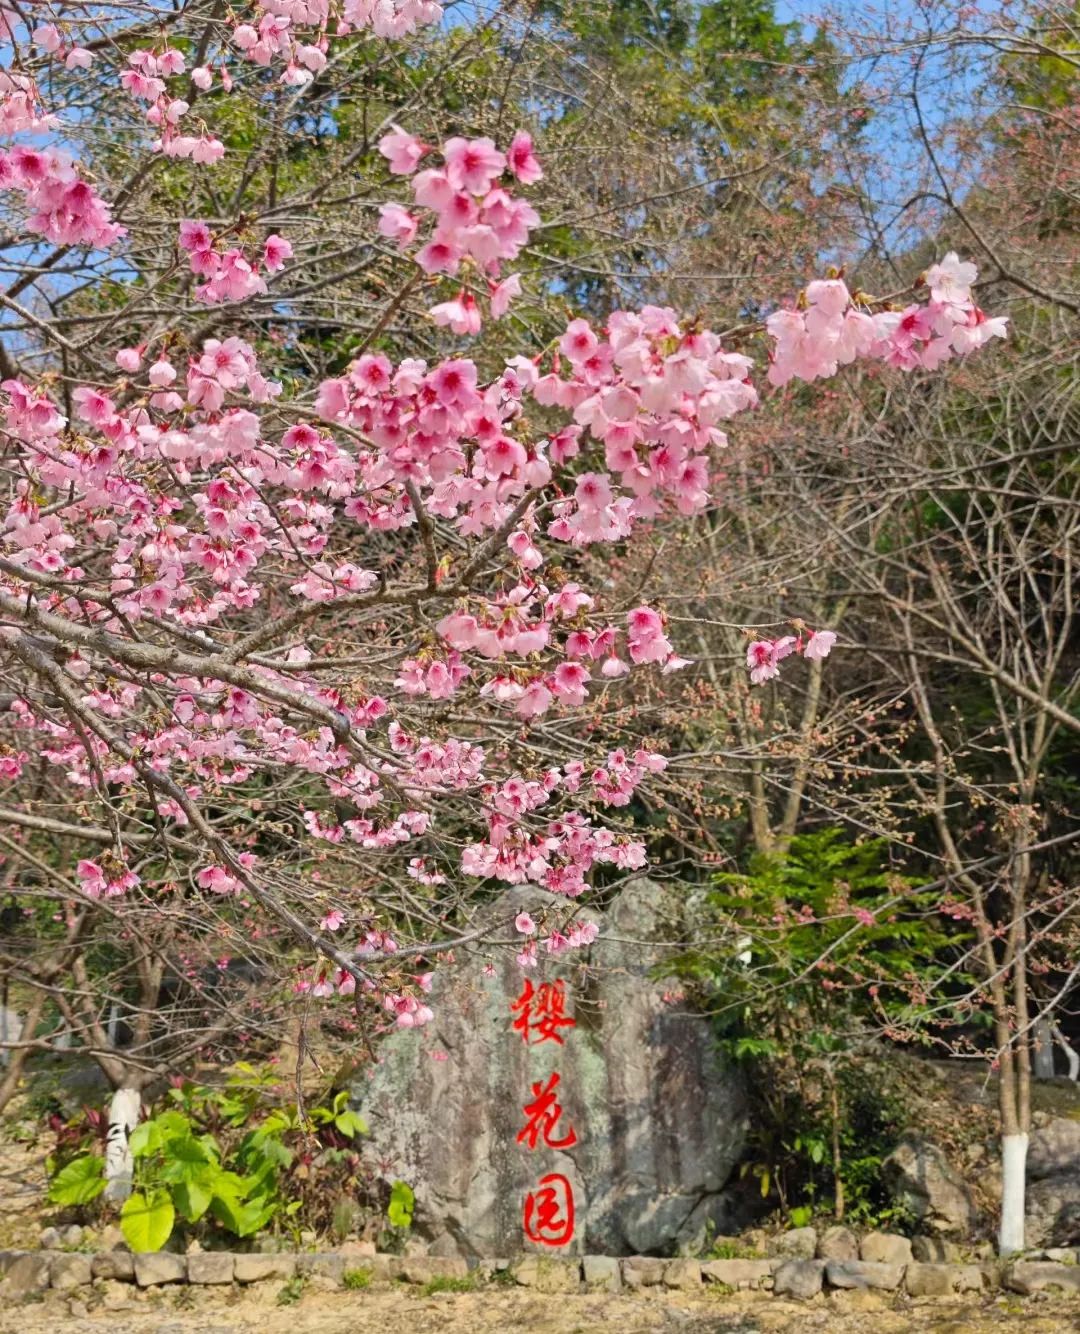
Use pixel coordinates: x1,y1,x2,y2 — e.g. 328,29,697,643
120,1189,175,1252
154,1110,192,1137
48,1154,106,1206
128,1122,161,1157
334,1109,368,1139
387,1180,414,1229
159,1135,217,1183
210,1193,278,1238
210,1168,254,1206
173,1177,212,1223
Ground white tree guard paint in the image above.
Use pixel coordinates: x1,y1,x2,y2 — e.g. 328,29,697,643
103,1087,141,1203
999,1131,1029,1256
1054,1025,1080,1082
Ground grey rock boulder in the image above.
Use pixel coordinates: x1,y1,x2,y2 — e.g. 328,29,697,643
1004,1261,1080,1296
511,1255,580,1291
352,880,746,1258
911,1235,960,1263
825,1259,904,1291
187,1252,234,1284
133,1252,186,1286
662,1258,701,1289
769,1227,817,1259
904,1262,987,1297
50,1253,91,1290
1025,1173,1080,1247
234,1253,296,1283
582,1254,621,1291
1027,1119,1080,1180
859,1232,913,1265
0,1252,51,1295
92,1251,135,1281
622,1255,667,1287
701,1258,772,1289
773,1259,825,1299
817,1225,858,1261
882,1137,974,1235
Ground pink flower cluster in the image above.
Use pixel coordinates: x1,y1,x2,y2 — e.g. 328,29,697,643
32,21,94,70
76,859,141,898
0,71,59,135
377,127,542,330
746,628,837,685
0,145,124,248
514,307,758,534
233,11,329,85
342,0,442,39
112,47,227,162
766,256,1008,384
179,220,293,304
514,916,600,969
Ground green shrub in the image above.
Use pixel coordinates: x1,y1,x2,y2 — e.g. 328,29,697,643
46,1063,371,1252
421,1275,475,1295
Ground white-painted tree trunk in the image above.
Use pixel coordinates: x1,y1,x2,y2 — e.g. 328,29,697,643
103,1087,141,1203
1054,1026,1080,1082
999,1132,1029,1256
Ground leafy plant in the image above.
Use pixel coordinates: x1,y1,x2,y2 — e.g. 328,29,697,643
387,1180,414,1230
276,1275,307,1306
422,1274,474,1295
343,1266,373,1289
672,829,970,1224
120,1189,175,1253
45,1065,371,1250
48,1153,105,1207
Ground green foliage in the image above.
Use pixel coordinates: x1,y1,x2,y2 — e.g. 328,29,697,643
276,1275,308,1306
387,1179,415,1230
672,829,971,1225
687,827,970,1033
47,1153,105,1207
342,1267,373,1290
708,1239,763,1260
45,1065,370,1251
120,1189,175,1253
421,1274,475,1295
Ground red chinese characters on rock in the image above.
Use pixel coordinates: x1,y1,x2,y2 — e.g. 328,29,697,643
511,978,576,1046
523,1172,575,1247
517,1072,579,1150
512,977,579,1247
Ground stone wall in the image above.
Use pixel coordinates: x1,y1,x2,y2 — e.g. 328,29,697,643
5,1245,1080,1301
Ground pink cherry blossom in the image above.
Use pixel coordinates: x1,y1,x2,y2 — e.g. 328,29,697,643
507,130,543,184
443,136,506,193
378,125,428,175
804,629,837,661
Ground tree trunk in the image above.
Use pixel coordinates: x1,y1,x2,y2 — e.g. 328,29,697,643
103,1087,141,1203
999,1132,1029,1256
0,994,45,1115
1032,1018,1055,1080
1054,1026,1080,1081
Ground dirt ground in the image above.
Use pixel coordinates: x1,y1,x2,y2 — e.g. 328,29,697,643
4,1282,1080,1334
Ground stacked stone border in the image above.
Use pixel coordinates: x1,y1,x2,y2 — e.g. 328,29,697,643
4,1248,1080,1300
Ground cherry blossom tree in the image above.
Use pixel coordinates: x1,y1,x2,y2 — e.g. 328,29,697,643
0,0,1005,1175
